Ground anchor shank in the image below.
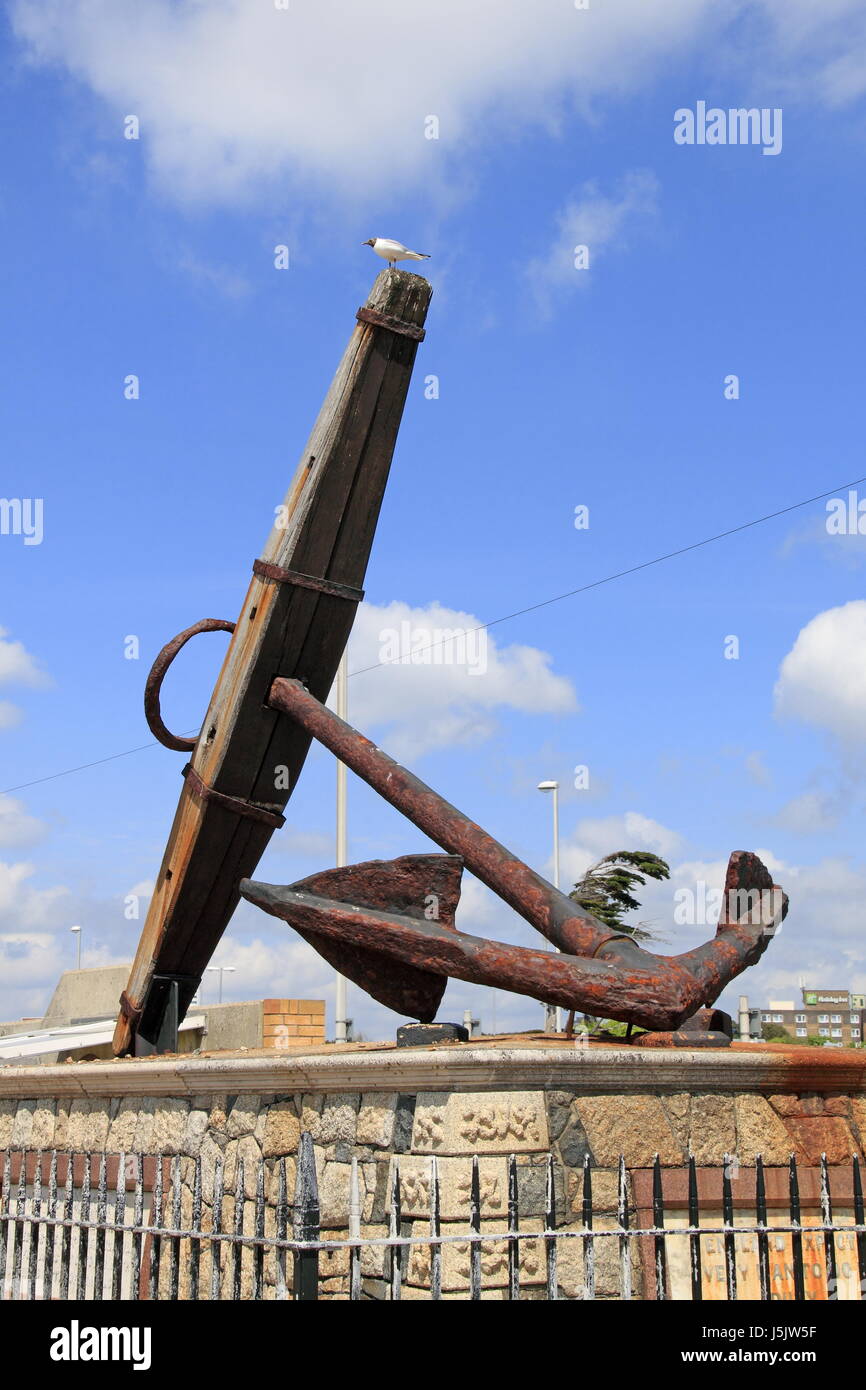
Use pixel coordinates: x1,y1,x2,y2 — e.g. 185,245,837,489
267,677,618,958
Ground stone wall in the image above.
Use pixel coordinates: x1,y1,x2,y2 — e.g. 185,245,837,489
2,1051,865,1299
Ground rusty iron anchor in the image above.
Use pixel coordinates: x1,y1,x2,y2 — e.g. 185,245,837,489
238,678,787,1034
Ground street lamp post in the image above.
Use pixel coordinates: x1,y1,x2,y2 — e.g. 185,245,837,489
537,781,560,1033
335,651,349,1043
206,965,235,1004
70,924,82,971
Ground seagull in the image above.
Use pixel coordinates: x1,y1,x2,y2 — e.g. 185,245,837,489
362,237,430,269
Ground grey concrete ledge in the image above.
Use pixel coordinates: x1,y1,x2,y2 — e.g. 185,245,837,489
1,1044,864,1100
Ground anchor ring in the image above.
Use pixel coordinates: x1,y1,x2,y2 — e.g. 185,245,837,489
144,618,235,752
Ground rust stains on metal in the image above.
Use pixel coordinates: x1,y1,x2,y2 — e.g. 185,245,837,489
267,676,618,960
251,559,365,603
181,763,286,829
258,678,788,1033
356,306,426,340
278,854,463,1020
144,618,235,752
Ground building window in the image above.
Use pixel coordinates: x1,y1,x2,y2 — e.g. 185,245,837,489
818,1014,830,1023
832,1029,843,1037
853,1029,861,1039
772,1014,784,1023
852,1016,860,1025
795,1014,807,1023
831,1014,842,1023
796,1028,807,1037
762,1013,771,1023
819,1027,830,1037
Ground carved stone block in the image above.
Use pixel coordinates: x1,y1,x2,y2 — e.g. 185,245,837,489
411,1091,549,1154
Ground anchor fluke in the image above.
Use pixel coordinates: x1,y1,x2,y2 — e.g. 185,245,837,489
240,853,463,1022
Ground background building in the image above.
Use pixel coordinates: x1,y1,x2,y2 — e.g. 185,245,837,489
757,987,863,1047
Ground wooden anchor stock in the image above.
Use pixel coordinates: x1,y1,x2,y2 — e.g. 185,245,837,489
113,269,433,1055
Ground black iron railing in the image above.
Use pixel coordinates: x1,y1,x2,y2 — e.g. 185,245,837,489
1,1137,864,1300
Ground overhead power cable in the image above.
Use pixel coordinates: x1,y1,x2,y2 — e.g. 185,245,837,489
3,473,862,796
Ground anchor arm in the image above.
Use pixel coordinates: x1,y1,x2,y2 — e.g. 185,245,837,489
263,679,786,1028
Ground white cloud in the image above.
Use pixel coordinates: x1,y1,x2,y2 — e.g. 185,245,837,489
174,251,250,300
126,879,154,900
772,790,839,834
12,2,866,209
343,599,576,760
751,0,866,105
454,874,500,931
0,628,46,686
559,811,683,886
0,860,69,929
272,826,334,860
774,601,866,745
7,1,702,205
0,701,23,730
715,851,866,1012
0,628,49,730
0,932,64,1004
0,628,45,686
745,751,771,786
0,795,47,850
781,508,866,570
206,934,339,1006
526,170,660,315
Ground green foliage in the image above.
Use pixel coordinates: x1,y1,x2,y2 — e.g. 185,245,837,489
761,1022,791,1041
587,1018,647,1038
568,851,670,943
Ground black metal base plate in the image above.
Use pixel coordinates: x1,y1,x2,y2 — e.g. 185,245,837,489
396,1021,469,1047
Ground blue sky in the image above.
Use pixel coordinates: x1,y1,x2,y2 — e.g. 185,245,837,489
1,0,865,1037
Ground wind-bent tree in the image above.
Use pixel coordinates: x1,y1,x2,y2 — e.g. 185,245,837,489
568,851,670,944
565,850,670,1034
